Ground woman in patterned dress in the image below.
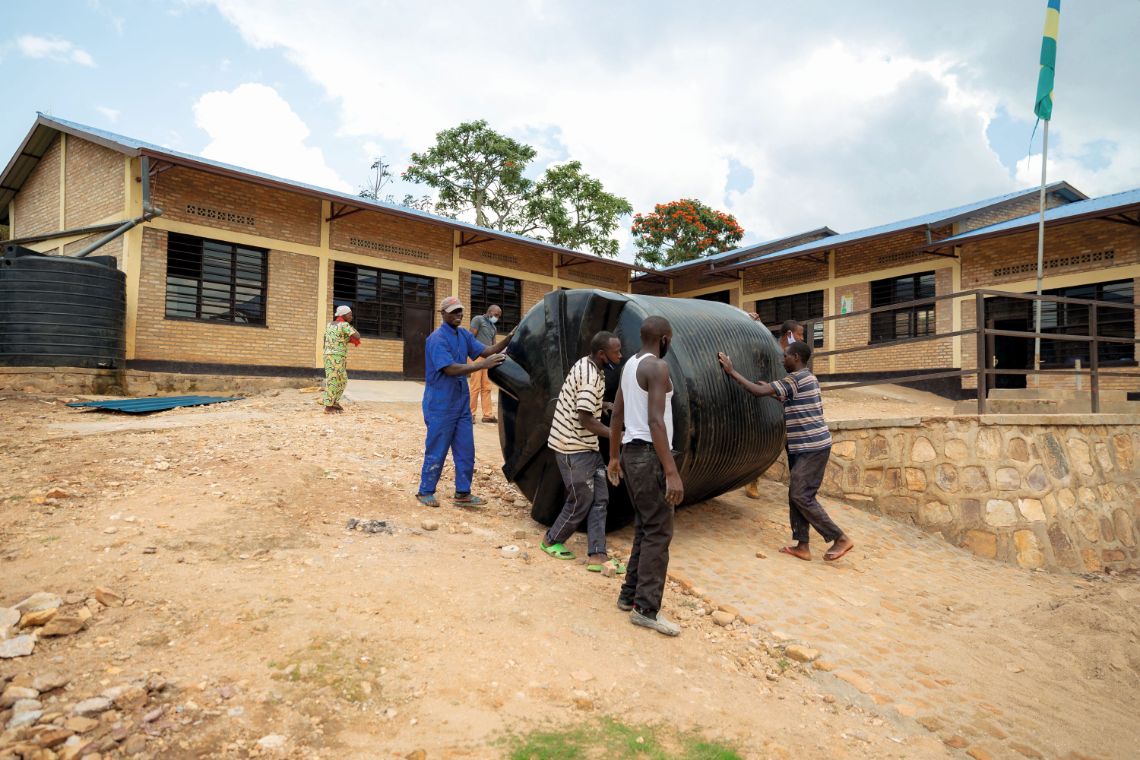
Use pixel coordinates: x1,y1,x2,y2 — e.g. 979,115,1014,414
322,305,361,413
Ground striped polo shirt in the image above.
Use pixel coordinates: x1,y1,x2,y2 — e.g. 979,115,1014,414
772,369,832,453
548,356,605,454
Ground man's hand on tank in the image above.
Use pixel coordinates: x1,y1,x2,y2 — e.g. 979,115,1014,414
746,312,761,321
665,472,684,506
483,353,507,368
717,352,734,374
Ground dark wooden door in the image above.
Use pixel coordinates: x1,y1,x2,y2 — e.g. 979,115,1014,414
403,306,432,379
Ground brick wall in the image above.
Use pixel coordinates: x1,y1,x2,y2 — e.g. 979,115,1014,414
151,166,321,247
134,228,318,367
960,219,1139,290
64,139,123,228
672,267,738,294
459,237,553,277
832,268,955,373
631,279,669,296
63,236,122,265
957,190,1073,233
743,255,828,295
330,208,453,271
558,259,629,291
835,228,949,278
12,134,60,240
522,279,552,320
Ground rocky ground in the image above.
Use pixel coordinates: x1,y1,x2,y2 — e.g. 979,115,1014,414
0,385,1136,759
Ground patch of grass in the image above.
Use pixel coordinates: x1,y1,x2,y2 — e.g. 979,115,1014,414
507,718,742,760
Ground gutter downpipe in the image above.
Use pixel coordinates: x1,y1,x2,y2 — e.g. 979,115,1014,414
76,155,163,258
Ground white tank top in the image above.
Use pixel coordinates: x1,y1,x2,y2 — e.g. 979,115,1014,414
620,352,674,445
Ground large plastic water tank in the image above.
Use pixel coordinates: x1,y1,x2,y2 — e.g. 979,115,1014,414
0,245,126,369
490,288,787,528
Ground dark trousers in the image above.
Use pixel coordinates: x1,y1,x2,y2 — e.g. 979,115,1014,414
787,446,843,544
545,450,609,556
618,444,675,616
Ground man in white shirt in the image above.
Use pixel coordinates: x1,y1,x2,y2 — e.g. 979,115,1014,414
607,316,683,637
541,331,624,572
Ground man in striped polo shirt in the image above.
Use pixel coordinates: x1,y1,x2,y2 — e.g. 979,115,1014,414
718,341,855,562
541,331,625,572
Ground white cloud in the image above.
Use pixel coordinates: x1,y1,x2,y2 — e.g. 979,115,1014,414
16,35,96,67
201,1,1140,257
96,106,120,124
192,83,352,192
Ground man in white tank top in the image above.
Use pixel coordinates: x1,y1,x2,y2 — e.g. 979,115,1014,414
607,316,683,637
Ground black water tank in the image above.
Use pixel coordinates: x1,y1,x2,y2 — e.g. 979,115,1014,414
0,245,126,369
490,289,787,529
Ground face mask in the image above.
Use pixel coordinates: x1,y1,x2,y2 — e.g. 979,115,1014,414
659,337,670,359
489,316,498,324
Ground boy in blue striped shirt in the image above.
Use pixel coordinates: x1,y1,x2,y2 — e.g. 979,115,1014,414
718,341,855,562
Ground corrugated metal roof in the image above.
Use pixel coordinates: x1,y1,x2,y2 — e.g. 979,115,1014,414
642,226,839,276
67,395,242,414
934,187,1140,245
717,181,1087,273
2,114,646,272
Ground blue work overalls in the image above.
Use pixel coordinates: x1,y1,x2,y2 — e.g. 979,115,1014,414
418,324,487,496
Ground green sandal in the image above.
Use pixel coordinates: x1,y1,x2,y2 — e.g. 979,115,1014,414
415,493,440,508
453,493,486,507
587,558,627,575
540,541,575,560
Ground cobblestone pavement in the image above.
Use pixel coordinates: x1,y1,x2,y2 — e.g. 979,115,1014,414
649,484,1140,760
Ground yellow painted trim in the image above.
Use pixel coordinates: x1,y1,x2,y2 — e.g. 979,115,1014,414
827,250,837,373
7,201,13,234
950,252,963,368
315,200,332,365
671,280,741,299
123,158,144,359
57,133,66,250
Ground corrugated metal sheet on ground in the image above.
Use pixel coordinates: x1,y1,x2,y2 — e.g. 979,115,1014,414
67,396,242,414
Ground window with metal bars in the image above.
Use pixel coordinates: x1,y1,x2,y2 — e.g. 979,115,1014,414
756,290,825,347
1039,279,1135,367
869,272,936,343
331,262,434,339
164,233,267,325
470,272,521,332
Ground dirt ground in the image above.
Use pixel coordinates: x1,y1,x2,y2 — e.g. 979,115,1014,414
0,384,1136,759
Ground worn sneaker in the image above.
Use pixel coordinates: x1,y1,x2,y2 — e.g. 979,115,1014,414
630,609,680,637
616,598,634,612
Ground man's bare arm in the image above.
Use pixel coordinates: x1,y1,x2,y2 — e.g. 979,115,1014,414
643,358,683,506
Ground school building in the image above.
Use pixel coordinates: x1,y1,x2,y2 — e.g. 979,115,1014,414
2,113,1137,394
0,114,638,380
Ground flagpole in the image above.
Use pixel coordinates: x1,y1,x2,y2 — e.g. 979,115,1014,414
1033,119,1048,373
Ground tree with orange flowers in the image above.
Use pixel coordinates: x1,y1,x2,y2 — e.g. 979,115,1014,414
631,199,744,268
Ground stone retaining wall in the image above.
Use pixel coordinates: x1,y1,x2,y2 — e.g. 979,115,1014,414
764,415,1139,573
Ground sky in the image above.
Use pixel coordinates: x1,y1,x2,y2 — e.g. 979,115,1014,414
2,0,1138,261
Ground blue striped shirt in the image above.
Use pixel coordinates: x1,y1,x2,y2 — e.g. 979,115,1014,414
772,369,831,453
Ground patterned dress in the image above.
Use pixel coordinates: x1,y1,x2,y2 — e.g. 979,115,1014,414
322,319,360,407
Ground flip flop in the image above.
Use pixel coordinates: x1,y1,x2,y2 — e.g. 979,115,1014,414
415,493,440,508
540,541,575,560
453,493,486,507
779,546,811,561
824,542,855,562
587,558,626,575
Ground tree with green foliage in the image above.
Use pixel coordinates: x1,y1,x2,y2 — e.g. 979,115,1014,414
358,156,433,212
631,199,745,268
524,161,633,258
402,120,535,230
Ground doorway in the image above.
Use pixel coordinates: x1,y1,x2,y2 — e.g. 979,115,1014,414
985,297,1031,389
402,305,433,379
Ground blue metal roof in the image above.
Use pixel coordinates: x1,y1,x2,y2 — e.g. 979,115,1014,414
646,226,838,274
68,395,242,414
719,181,1086,271
935,187,1140,245
25,114,644,272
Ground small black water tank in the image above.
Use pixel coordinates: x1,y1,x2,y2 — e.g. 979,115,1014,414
490,289,787,529
0,245,126,369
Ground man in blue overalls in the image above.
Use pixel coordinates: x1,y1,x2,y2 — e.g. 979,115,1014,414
416,295,513,507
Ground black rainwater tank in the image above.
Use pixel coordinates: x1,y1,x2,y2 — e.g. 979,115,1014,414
0,245,126,369
490,289,787,529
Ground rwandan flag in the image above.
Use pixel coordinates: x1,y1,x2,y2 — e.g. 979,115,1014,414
1034,0,1060,120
